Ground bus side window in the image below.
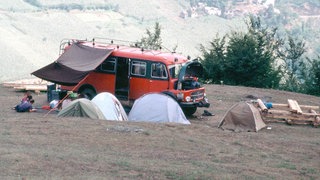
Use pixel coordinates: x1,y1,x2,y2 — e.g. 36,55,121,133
131,61,146,76
151,63,168,79
100,57,116,72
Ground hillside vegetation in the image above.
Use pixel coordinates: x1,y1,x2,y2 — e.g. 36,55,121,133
0,0,319,82
0,0,240,82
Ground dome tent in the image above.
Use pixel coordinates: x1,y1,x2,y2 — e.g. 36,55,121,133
218,101,266,132
128,93,190,124
91,92,128,121
57,98,105,120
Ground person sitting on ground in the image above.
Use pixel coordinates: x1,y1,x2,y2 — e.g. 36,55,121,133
61,92,78,109
15,99,36,112
13,92,33,110
21,91,32,102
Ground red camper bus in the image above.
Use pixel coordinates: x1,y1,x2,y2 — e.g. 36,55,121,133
33,38,209,115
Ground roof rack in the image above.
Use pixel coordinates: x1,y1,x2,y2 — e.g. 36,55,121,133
58,37,179,57
92,37,175,53
59,38,88,55
92,37,138,47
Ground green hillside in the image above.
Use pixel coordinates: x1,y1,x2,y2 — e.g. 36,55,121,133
0,0,318,82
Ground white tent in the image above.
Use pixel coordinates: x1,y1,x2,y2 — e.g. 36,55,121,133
91,92,128,121
128,93,190,124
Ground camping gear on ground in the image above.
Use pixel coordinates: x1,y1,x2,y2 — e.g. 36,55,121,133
202,110,214,116
57,98,105,120
47,83,56,102
91,92,128,121
47,88,68,102
218,101,266,132
69,92,78,98
49,100,59,109
128,93,190,124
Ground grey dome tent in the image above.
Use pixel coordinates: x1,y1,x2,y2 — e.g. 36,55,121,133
57,98,105,120
218,101,266,132
91,92,128,121
128,93,190,124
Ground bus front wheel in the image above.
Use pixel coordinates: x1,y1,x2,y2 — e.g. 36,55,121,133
182,106,197,116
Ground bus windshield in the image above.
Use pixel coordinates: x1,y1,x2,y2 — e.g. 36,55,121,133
168,63,184,79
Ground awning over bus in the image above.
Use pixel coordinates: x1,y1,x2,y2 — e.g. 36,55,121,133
32,42,113,86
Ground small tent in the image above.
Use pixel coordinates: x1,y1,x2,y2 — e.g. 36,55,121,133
91,92,128,121
128,93,190,124
218,101,266,132
57,98,105,120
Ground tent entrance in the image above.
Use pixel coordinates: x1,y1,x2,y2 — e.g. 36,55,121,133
115,57,130,100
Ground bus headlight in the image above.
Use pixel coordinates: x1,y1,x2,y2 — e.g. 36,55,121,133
185,96,191,102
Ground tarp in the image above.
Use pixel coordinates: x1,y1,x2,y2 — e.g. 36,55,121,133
57,98,105,120
128,93,190,124
91,92,128,121
218,102,266,132
32,42,113,85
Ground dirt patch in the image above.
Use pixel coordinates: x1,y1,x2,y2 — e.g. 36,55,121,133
1,84,319,179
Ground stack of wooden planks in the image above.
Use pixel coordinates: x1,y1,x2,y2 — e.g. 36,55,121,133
2,78,48,92
257,99,320,127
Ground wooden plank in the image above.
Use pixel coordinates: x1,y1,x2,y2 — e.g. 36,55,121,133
288,99,296,113
309,109,320,127
300,105,320,110
273,103,319,110
25,85,47,91
257,99,268,112
3,78,47,88
263,118,286,123
263,109,319,121
286,119,312,125
288,99,299,114
13,85,47,91
293,100,303,114
272,103,289,108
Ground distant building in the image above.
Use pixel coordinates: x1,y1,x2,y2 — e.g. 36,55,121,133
204,7,222,16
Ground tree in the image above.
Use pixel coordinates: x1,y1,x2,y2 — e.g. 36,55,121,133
136,22,162,50
224,16,282,88
304,56,320,96
200,16,282,88
280,36,306,92
200,35,226,83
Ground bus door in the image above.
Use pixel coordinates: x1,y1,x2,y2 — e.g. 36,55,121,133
115,57,130,100
129,60,149,100
149,62,169,92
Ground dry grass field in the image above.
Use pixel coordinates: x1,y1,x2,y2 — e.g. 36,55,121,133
1,84,319,179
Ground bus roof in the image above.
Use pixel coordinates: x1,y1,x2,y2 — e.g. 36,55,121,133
80,42,189,65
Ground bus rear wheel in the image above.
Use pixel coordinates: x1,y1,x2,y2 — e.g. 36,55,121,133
182,106,197,116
